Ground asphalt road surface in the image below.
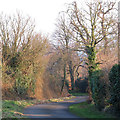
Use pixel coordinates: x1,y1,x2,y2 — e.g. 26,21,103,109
23,96,88,119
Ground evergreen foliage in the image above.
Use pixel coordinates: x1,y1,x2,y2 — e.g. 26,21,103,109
90,70,107,111
108,64,120,112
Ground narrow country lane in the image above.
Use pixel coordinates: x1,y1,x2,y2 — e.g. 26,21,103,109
23,96,88,119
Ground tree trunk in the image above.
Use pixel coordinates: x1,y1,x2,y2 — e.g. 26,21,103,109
68,60,75,91
61,64,66,95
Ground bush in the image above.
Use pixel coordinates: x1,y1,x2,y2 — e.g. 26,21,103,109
90,70,107,111
108,64,120,112
13,69,36,96
9,53,21,68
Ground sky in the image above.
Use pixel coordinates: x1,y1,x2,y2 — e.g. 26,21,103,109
0,0,119,37
0,0,81,36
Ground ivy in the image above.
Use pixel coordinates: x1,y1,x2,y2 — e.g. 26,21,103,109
108,64,120,112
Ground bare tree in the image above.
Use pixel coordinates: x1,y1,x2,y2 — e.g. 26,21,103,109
0,12,35,63
53,13,83,91
55,0,117,101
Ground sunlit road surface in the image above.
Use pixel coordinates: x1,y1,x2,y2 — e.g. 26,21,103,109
23,96,88,119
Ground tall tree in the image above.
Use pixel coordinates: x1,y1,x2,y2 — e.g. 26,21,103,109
60,0,117,101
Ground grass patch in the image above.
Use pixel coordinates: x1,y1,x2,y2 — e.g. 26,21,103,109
69,102,116,118
69,92,88,96
2,99,46,118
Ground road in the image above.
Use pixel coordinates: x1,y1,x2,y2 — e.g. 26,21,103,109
23,96,88,119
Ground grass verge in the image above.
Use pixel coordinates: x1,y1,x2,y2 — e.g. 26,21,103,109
69,92,88,96
2,99,48,118
69,102,116,118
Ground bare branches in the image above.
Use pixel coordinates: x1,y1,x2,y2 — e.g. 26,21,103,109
66,0,117,52
0,12,35,55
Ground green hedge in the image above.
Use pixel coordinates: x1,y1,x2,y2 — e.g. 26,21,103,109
108,64,120,112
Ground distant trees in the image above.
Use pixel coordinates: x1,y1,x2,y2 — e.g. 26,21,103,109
53,14,86,92
54,15,75,91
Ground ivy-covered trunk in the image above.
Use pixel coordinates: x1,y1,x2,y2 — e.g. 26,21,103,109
86,46,98,102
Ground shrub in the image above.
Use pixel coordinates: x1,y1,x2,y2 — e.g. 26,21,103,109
13,69,36,96
9,53,21,68
108,64,120,112
90,70,107,111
